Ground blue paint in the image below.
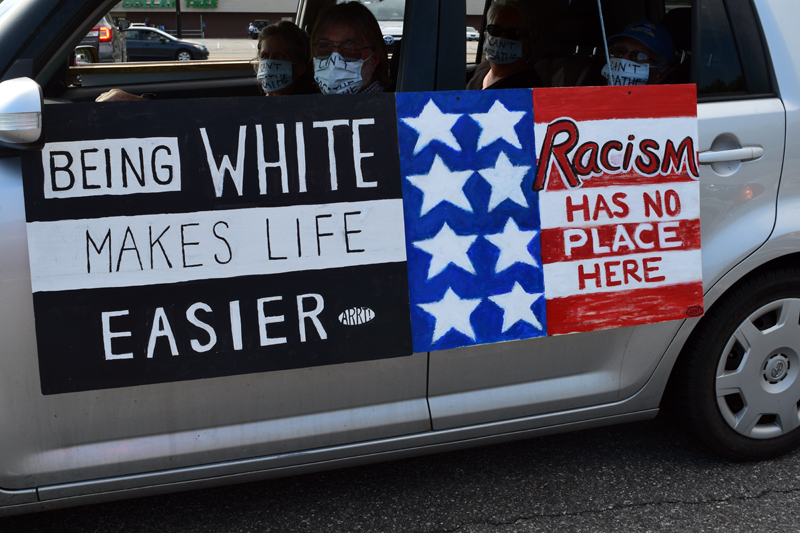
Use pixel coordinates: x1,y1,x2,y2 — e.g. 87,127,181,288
396,89,546,352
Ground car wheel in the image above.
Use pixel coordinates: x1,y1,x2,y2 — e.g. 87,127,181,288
176,50,192,61
674,268,800,460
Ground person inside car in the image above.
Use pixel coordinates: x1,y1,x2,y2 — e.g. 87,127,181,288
466,0,543,90
601,20,676,85
256,21,320,96
309,1,391,94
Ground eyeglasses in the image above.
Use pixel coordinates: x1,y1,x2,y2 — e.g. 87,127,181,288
485,24,527,41
608,47,654,63
313,39,373,61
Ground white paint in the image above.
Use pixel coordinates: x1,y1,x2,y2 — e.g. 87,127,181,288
476,151,530,211
412,222,478,279
255,123,289,194
201,126,246,197
400,99,462,155
101,310,133,360
418,287,481,343
538,182,699,229
469,100,526,150
488,282,543,332
543,249,702,298
146,307,179,358
338,307,375,326
257,296,287,346
27,199,406,293
229,300,243,351
352,119,377,188
484,218,539,273
405,155,474,216
297,293,326,342
186,302,217,353
42,137,181,199
312,119,349,191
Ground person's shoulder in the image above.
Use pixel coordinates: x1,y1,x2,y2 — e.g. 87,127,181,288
466,60,492,90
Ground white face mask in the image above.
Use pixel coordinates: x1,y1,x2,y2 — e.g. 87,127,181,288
257,59,294,93
483,36,524,64
314,52,368,94
601,58,650,85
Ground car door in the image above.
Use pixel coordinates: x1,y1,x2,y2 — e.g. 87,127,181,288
0,0,432,497
427,0,785,430
122,29,146,61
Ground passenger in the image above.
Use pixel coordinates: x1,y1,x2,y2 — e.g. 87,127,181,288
466,0,543,90
256,21,320,96
602,21,675,85
309,1,391,94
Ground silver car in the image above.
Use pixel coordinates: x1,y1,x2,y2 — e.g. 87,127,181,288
0,0,798,516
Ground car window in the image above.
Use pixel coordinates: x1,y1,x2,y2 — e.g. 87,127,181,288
697,0,745,95
124,30,141,40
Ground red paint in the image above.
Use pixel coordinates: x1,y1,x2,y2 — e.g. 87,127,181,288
545,281,704,335
532,85,697,124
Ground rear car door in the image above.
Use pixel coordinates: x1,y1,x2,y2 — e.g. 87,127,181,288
427,0,785,431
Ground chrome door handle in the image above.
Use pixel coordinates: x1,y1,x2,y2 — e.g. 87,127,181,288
699,146,764,165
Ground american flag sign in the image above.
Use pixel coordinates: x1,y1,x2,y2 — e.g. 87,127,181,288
398,85,702,352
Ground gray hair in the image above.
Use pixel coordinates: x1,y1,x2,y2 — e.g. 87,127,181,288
486,0,538,41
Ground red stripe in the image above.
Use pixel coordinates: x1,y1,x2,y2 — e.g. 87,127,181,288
540,167,698,191
545,281,704,335
532,85,697,123
541,219,701,263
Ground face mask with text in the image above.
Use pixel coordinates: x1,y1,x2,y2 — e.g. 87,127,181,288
314,52,367,94
483,36,524,64
601,58,650,85
257,59,294,93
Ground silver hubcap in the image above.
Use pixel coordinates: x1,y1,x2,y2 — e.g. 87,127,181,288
178,52,191,61
715,298,800,439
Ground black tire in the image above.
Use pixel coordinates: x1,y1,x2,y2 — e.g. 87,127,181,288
673,267,800,460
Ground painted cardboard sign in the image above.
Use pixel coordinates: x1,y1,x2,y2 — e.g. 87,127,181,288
22,93,412,394
21,85,702,394
397,86,701,352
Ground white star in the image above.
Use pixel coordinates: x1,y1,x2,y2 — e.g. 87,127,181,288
418,287,482,343
406,155,474,216
413,223,478,279
477,152,531,211
489,282,543,332
469,101,527,150
484,218,539,273
401,99,463,154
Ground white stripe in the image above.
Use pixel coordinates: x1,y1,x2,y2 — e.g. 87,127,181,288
27,199,407,293
543,249,702,299
538,182,699,229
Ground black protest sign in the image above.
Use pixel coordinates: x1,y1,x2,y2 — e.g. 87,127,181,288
22,94,412,395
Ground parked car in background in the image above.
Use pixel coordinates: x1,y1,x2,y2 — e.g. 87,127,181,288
122,26,209,61
362,0,403,55
466,26,479,40
79,13,127,63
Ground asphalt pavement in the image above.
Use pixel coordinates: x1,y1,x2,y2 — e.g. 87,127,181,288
3,414,800,532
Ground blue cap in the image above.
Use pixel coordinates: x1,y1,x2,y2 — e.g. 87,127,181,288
610,20,675,62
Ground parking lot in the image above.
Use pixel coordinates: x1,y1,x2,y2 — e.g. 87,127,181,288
191,38,480,62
